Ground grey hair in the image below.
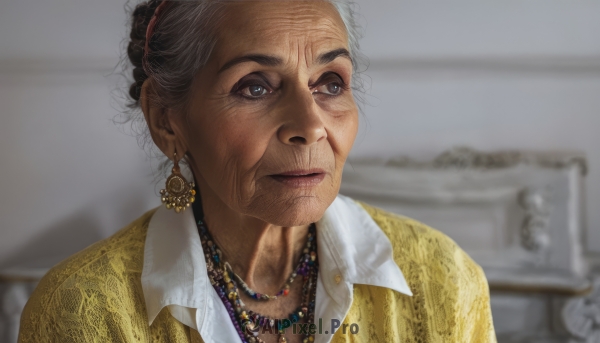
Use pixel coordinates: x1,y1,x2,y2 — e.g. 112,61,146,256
116,0,367,180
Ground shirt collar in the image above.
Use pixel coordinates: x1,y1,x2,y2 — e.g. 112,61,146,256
141,194,412,330
141,201,208,325
318,195,412,298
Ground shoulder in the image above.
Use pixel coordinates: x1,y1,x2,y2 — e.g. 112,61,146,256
357,201,488,292
355,201,496,341
34,207,156,297
19,208,157,341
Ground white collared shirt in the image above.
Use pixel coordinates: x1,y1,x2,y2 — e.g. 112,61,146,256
141,194,412,343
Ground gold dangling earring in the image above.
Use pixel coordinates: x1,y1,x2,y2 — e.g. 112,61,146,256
160,152,196,213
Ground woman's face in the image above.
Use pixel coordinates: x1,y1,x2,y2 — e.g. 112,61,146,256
175,1,358,226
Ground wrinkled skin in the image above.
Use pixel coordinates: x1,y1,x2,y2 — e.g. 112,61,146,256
141,2,358,341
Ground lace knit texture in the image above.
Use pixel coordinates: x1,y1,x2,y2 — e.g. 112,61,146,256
18,202,496,342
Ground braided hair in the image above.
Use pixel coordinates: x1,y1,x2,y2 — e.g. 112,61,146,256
127,0,163,106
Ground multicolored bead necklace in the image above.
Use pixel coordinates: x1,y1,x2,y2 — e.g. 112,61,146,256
193,200,319,343
226,225,317,301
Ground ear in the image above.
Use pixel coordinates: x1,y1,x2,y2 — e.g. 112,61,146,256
140,80,186,160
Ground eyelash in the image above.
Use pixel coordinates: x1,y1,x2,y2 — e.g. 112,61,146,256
230,72,349,101
230,74,273,101
311,72,350,97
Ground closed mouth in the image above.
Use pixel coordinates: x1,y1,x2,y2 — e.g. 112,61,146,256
269,169,326,187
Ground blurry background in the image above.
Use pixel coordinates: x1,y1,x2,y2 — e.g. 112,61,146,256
1,0,599,342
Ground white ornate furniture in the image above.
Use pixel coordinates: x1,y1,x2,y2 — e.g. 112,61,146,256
341,148,593,343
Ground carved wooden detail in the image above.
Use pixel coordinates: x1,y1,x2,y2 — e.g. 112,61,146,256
562,277,600,343
385,146,588,175
518,188,552,252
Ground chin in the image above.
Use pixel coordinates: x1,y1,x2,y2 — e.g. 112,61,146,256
248,191,335,227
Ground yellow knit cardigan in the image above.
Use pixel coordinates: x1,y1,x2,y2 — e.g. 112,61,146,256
19,203,496,343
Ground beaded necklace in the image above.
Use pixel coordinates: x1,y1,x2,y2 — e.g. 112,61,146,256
226,225,316,301
193,201,319,343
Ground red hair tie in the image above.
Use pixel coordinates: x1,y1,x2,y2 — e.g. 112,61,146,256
144,1,172,70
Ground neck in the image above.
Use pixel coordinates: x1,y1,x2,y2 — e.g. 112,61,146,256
195,179,310,294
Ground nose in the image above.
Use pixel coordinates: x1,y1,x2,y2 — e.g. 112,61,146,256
277,88,327,146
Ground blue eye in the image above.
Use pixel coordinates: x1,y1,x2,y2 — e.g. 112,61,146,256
248,85,266,97
327,83,341,95
314,81,344,96
311,72,347,96
231,73,275,101
238,84,270,99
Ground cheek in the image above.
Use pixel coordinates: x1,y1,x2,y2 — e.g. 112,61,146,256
327,107,359,161
316,92,358,151
188,108,272,196
218,119,268,159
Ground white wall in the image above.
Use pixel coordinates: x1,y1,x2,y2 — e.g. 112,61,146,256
0,0,159,269
0,0,599,268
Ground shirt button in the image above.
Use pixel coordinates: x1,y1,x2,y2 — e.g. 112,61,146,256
334,274,342,284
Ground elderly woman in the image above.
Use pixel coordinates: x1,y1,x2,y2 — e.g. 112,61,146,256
19,1,495,342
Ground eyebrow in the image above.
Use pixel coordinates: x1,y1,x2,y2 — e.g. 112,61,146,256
218,48,352,74
317,48,352,65
218,54,283,74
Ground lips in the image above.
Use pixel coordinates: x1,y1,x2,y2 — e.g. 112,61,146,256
269,169,326,188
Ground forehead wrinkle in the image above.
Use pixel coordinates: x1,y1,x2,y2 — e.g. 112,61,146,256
215,1,348,67
235,1,343,27
240,25,346,70
253,11,346,43
243,15,345,47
